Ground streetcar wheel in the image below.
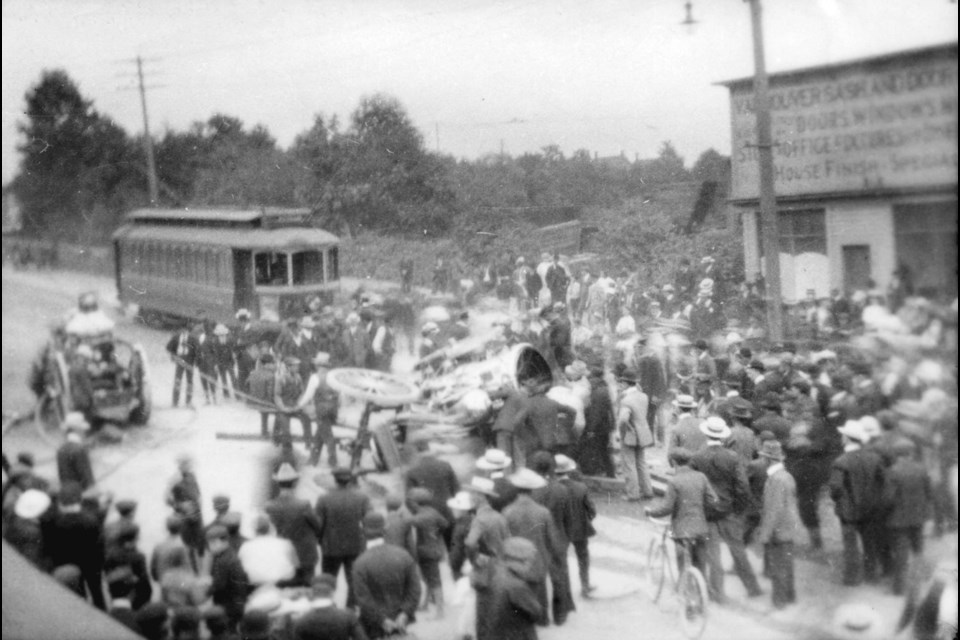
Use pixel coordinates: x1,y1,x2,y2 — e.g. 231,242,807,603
326,368,421,407
646,539,667,603
678,567,709,639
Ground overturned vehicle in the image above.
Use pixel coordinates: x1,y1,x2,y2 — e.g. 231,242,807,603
30,294,151,439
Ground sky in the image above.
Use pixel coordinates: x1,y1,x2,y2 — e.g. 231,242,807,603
2,0,957,185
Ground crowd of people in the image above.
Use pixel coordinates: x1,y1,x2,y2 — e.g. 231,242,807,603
2,247,958,640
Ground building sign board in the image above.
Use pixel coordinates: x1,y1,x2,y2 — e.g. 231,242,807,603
728,49,958,200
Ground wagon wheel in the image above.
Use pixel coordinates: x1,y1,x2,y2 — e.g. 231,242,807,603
326,368,421,408
129,344,153,425
34,351,70,445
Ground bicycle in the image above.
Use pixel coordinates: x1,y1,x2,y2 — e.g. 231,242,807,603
645,515,710,639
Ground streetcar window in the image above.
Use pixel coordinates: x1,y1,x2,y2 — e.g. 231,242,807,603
327,247,339,281
254,252,289,286
291,251,324,284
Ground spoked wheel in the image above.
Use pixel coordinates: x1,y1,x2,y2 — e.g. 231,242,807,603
326,368,421,407
646,539,669,603
677,567,709,639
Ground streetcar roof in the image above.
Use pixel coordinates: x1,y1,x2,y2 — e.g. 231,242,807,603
113,223,339,250
124,207,313,225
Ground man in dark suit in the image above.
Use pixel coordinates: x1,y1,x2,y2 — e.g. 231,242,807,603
473,536,544,640
46,482,107,609
883,438,932,595
265,463,323,586
511,383,577,465
529,452,575,624
56,413,95,491
830,419,887,586
555,454,598,597
502,468,563,627
352,512,422,639
316,467,372,608
207,524,249,632
293,573,368,640
341,312,371,369
691,416,762,602
636,335,667,443
167,325,198,407
405,451,460,550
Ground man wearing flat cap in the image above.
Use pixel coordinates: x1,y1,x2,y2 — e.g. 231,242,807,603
56,412,95,491
292,573,367,640
352,511,422,639
316,467,372,608
473,536,544,640
756,440,799,610
266,463,323,586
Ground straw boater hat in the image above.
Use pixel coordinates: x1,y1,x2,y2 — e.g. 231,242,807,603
312,351,331,366
63,411,90,433
509,468,547,491
564,360,588,381
464,476,499,497
421,321,440,336
213,323,230,336
837,419,868,443
235,308,251,320
757,440,784,461
554,454,577,475
15,489,52,520
700,416,732,440
675,394,697,410
858,416,882,442
447,491,476,512
272,463,299,484
476,448,512,471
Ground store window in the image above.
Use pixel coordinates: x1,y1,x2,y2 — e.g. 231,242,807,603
894,201,958,301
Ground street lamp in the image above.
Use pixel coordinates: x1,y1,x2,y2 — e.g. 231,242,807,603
684,0,784,342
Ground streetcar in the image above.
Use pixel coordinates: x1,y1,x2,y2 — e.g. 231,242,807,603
112,207,341,325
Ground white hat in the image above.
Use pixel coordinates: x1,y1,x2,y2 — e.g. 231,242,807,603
554,454,577,475
833,603,880,632
15,489,52,519
509,468,547,490
464,476,499,497
272,463,299,484
299,316,316,329
63,411,90,433
345,312,361,325
421,321,439,335
699,416,731,440
811,349,838,363
725,332,743,345
446,491,476,512
312,351,331,366
235,308,251,320
837,419,867,443
213,323,230,336
859,416,882,442
675,394,697,409
476,448,512,471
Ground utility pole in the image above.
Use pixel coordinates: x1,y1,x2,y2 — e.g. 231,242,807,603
748,0,783,342
435,122,440,152
136,56,160,206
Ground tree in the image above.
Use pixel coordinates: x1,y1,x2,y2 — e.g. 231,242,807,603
634,140,690,185
11,69,143,239
691,148,730,183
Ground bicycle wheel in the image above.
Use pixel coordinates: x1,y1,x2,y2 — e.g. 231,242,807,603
678,567,709,639
646,539,668,602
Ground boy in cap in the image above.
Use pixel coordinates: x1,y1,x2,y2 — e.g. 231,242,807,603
756,440,799,609
408,487,449,617
645,448,717,579
56,412,94,490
